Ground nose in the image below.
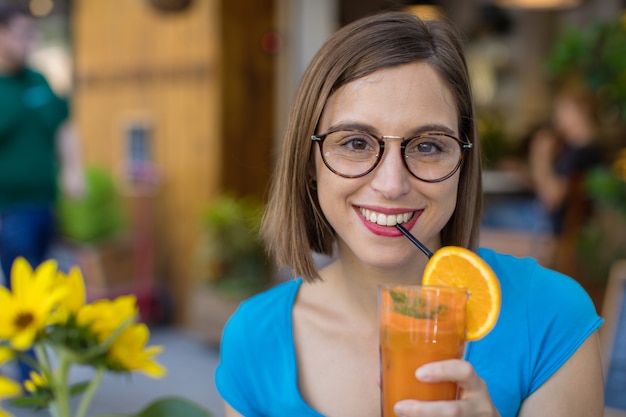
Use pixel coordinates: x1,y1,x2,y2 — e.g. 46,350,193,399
369,140,411,199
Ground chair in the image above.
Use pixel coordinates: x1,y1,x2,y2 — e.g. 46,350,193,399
600,260,626,415
552,172,590,278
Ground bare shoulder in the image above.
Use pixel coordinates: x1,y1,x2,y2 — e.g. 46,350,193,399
518,331,604,417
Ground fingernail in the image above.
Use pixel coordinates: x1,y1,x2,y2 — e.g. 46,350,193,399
394,402,409,416
416,366,432,381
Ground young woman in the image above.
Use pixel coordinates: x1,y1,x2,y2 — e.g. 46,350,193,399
215,11,604,417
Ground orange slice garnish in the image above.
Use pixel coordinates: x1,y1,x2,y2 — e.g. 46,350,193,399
422,246,501,341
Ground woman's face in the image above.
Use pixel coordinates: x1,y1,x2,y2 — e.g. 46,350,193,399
315,61,460,270
553,96,591,145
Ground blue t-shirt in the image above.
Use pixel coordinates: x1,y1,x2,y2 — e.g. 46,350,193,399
215,248,603,417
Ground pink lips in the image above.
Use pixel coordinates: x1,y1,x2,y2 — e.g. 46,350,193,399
355,206,422,237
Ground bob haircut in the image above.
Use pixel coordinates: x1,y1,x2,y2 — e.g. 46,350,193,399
261,11,482,282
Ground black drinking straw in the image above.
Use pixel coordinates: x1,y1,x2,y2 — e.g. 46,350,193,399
395,224,433,259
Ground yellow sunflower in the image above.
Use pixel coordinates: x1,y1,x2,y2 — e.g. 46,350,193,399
108,323,166,378
0,258,64,350
50,266,86,324
76,295,137,342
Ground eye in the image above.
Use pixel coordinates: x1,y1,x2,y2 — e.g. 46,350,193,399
416,142,440,154
406,137,446,157
333,132,378,152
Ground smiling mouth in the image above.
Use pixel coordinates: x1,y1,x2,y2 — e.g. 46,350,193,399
358,207,416,226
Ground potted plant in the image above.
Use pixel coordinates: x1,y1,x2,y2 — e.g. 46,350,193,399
545,16,626,121
194,193,270,297
54,166,136,297
189,193,270,345
56,166,126,245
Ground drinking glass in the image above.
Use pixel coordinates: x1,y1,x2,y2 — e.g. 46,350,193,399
379,284,468,415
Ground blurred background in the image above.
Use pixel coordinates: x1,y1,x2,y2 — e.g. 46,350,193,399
1,0,625,415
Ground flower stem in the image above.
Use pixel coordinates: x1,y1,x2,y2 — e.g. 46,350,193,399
76,366,104,417
49,349,72,417
34,344,51,376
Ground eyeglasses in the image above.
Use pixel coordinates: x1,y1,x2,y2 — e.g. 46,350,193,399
311,129,473,182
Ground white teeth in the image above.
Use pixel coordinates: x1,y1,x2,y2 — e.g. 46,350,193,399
359,208,414,226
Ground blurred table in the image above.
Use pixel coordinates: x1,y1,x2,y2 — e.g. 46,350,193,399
480,170,555,264
482,169,530,195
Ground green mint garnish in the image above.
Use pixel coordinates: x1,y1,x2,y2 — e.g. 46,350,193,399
389,290,449,319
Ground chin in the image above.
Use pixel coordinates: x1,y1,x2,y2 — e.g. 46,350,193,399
357,247,418,270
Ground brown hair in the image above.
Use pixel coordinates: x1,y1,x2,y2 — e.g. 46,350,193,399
261,11,482,281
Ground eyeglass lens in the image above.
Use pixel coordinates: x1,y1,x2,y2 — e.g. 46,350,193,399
317,130,465,181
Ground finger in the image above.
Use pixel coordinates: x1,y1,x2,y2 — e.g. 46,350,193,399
416,359,484,392
394,399,466,417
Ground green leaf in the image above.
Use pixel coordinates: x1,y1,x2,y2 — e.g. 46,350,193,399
545,17,626,119
388,290,449,319
92,397,213,417
69,380,91,396
9,394,51,409
586,167,626,215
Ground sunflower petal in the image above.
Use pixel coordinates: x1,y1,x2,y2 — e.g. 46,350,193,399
139,360,167,378
11,327,37,351
107,324,166,378
58,267,86,313
0,347,13,365
33,259,59,290
0,375,21,398
10,257,33,299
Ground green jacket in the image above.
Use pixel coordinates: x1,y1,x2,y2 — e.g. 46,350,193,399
0,67,69,210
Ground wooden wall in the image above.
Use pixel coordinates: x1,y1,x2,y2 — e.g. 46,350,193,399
72,0,275,324
221,0,275,197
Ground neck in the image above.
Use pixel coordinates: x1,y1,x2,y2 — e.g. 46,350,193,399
321,250,429,320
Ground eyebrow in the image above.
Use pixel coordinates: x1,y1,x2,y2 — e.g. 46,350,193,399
324,122,458,137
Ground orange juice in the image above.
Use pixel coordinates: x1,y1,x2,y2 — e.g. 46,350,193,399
379,286,467,416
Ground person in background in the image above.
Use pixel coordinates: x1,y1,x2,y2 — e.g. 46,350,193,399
0,4,85,380
526,86,605,278
528,86,604,236
481,86,604,272
215,11,604,417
